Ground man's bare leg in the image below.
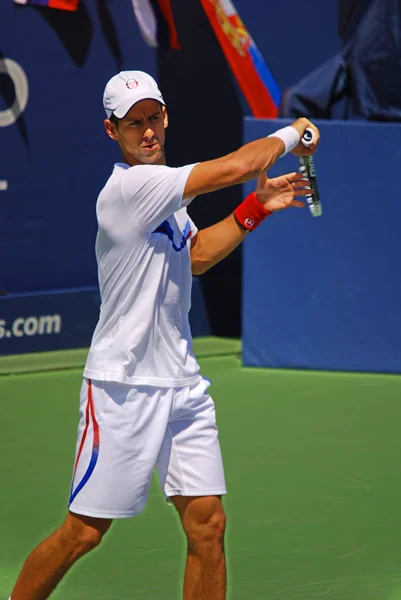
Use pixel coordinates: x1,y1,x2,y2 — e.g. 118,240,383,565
172,495,226,600
11,512,112,600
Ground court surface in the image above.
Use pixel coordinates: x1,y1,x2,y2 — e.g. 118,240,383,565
1,337,401,600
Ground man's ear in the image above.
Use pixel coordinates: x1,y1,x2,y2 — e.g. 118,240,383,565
104,119,119,140
162,106,168,130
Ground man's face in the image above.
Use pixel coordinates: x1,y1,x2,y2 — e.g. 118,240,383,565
104,99,168,166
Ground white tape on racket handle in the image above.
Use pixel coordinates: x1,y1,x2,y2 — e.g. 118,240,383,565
301,127,316,148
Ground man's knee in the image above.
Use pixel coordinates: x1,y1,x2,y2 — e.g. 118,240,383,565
181,497,226,555
59,512,113,557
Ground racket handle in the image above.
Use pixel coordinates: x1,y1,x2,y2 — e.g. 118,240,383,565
298,128,322,217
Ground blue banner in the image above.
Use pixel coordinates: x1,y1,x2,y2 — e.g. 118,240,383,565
0,279,210,356
0,288,100,355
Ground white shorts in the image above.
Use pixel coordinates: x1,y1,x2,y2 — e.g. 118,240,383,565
68,377,226,519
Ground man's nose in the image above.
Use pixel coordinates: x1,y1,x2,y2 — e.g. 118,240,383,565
143,125,155,139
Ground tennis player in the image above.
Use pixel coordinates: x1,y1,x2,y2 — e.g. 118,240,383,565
10,70,319,600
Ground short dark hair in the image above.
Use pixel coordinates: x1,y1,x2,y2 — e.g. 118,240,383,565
109,113,120,129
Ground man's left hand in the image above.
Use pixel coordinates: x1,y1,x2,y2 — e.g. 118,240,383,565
255,172,311,213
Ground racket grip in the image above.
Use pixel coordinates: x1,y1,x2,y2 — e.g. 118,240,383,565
297,154,322,217
298,127,322,216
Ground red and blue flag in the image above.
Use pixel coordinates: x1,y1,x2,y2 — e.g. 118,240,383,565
200,0,281,118
14,0,79,11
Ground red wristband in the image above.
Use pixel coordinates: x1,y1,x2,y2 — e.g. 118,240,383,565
233,192,272,232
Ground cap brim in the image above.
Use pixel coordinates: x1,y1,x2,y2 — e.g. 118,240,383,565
110,94,165,119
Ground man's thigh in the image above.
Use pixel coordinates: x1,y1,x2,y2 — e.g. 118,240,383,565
156,378,227,500
69,378,174,519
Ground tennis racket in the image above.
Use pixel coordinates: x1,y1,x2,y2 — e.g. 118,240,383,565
298,128,322,217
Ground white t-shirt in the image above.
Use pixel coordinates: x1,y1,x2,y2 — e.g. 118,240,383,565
83,162,202,387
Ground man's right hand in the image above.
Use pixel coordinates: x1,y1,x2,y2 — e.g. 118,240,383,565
290,117,320,156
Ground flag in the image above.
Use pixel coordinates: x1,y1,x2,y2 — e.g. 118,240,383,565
200,0,281,118
14,0,79,10
131,0,180,50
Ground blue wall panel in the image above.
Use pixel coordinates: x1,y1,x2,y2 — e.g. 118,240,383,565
243,118,401,374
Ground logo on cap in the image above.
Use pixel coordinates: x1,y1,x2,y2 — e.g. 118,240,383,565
126,79,139,89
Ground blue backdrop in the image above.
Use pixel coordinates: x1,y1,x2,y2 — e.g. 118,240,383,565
242,119,401,374
1,0,157,294
1,0,365,356
0,0,340,295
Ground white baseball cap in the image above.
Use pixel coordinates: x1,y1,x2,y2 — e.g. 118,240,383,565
103,70,165,119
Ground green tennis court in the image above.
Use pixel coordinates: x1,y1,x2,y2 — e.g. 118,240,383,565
1,338,401,599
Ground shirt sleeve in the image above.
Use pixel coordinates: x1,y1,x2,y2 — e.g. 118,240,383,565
120,163,197,232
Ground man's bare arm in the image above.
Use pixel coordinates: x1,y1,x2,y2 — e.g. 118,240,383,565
190,172,312,275
183,118,319,200
190,215,247,276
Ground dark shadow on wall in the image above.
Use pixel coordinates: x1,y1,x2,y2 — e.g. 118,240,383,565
25,2,93,67
96,0,123,70
15,1,123,70
156,0,244,337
